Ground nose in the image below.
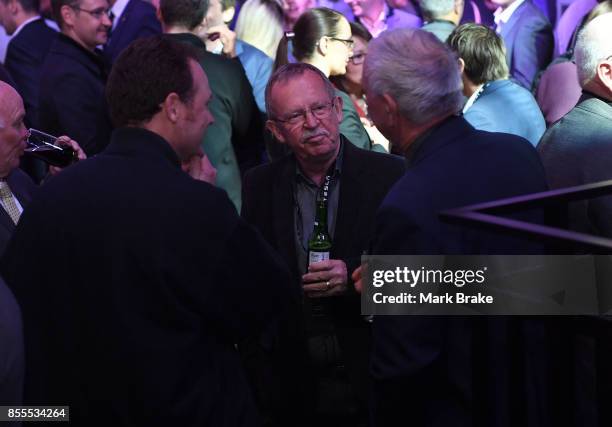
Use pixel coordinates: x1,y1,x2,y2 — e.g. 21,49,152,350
303,109,319,128
102,12,112,27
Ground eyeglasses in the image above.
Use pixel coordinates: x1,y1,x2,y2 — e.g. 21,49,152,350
327,36,354,49
349,52,367,65
273,100,336,127
71,6,111,19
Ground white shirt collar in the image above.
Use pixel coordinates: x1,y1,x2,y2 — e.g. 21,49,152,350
110,0,130,29
361,3,389,38
494,0,526,32
462,84,484,113
11,15,41,38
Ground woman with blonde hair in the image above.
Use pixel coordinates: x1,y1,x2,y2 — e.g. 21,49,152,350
235,0,285,58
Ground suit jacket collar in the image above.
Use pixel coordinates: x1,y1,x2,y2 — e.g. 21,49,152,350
164,33,207,51
53,33,108,78
108,0,134,41
104,127,181,169
271,137,367,272
409,115,473,166
577,91,612,119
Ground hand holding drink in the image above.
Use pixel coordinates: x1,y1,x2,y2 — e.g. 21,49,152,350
25,129,82,168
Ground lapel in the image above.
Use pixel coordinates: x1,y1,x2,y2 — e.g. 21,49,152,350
0,207,15,235
332,140,365,259
108,0,135,50
272,157,299,277
500,1,529,66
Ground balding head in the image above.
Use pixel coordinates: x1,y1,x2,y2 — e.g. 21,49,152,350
574,12,612,98
0,81,27,178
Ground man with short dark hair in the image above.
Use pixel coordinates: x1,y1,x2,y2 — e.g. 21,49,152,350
447,23,545,146
39,0,113,155
2,36,293,426
361,28,549,426
242,62,404,426
159,0,263,211
0,0,57,128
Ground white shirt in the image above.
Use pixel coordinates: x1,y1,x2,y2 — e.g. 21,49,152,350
494,0,526,33
11,15,41,39
110,0,130,30
462,84,485,113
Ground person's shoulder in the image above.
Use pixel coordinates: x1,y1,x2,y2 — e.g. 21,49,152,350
131,0,157,15
244,155,291,185
514,1,551,27
387,8,422,28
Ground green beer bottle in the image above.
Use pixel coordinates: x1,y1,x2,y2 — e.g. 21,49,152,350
308,177,332,265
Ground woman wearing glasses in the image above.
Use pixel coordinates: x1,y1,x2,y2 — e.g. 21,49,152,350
331,22,389,151
274,7,383,152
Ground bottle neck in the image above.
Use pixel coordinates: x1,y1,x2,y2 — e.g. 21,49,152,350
313,199,328,231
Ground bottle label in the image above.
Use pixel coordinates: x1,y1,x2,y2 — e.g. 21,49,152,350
309,251,330,265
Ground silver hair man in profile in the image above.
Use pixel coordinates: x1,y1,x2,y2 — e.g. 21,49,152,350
419,0,464,41
356,28,550,427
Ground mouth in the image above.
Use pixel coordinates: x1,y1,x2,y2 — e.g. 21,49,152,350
304,133,328,144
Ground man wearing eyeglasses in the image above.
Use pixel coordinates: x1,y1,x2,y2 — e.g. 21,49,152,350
241,62,404,427
38,0,113,155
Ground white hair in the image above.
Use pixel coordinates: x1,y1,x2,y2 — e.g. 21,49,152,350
235,0,284,59
419,0,455,20
363,28,463,125
574,12,612,88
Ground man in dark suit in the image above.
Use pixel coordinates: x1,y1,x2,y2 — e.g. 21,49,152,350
538,14,612,237
0,81,35,257
0,80,84,257
0,0,57,128
492,0,553,90
103,0,161,64
160,0,263,212
38,0,113,155
361,29,549,426
242,63,405,426
1,36,294,426
448,23,545,146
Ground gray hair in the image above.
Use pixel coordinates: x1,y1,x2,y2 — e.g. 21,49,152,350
574,12,612,88
363,28,463,125
265,63,336,119
419,0,455,21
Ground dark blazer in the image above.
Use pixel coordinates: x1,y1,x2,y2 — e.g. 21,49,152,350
39,34,112,156
463,79,546,146
167,33,262,212
499,0,553,90
241,139,405,424
5,18,57,128
0,169,35,259
538,92,612,237
369,116,550,427
103,0,161,64
1,127,294,426
0,63,15,87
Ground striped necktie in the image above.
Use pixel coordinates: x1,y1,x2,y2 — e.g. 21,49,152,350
0,179,21,224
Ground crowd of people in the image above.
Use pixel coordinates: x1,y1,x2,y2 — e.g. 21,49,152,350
0,0,611,426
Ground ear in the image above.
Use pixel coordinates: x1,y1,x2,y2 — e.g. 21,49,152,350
317,36,329,56
163,92,182,124
266,120,286,144
458,57,465,75
381,93,398,119
8,0,19,14
332,95,344,123
60,4,76,27
596,60,612,94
